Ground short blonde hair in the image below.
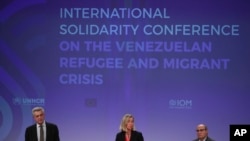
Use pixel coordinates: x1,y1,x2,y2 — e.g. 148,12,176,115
119,114,136,131
32,107,45,115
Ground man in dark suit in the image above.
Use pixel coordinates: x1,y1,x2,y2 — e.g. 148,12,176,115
25,107,60,141
193,124,215,141
115,114,144,141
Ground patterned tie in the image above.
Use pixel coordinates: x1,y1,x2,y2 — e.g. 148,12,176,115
40,125,44,141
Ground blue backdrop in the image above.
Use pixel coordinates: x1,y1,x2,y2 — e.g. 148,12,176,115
1,0,250,141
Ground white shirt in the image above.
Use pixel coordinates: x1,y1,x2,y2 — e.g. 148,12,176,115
199,137,207,141
36,122,46,141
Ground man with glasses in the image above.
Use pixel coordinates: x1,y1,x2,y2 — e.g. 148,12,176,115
193,124,215,141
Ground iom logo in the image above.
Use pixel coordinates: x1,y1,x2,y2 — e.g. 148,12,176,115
169,99,192,109
13,97,45,105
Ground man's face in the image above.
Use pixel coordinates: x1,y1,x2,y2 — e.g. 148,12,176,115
33,110,45,125
196,125,208,140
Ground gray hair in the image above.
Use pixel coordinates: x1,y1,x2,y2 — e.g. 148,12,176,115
32,107,45,115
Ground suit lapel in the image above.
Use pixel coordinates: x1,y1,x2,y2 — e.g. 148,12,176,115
120,132,126,141
32,124,38,141
45,122,50,141
130,131,136,141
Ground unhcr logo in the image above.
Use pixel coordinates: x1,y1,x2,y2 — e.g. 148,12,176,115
169,99,192,109
13,97,45,105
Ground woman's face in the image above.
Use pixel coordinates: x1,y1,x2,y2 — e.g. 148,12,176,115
126,117,134,131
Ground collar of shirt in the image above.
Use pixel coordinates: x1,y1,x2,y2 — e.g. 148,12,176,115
36,121,46,127
199,137,207,141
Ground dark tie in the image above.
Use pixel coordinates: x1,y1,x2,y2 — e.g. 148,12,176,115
40,125,44,141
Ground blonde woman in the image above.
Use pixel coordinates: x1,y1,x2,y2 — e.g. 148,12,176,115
115,114,144,141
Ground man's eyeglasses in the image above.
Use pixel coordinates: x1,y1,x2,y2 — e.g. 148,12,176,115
196,129,206,132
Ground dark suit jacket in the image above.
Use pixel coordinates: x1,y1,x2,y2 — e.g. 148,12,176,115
25,122,60,141
193,136,215,141
115,130,144,141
